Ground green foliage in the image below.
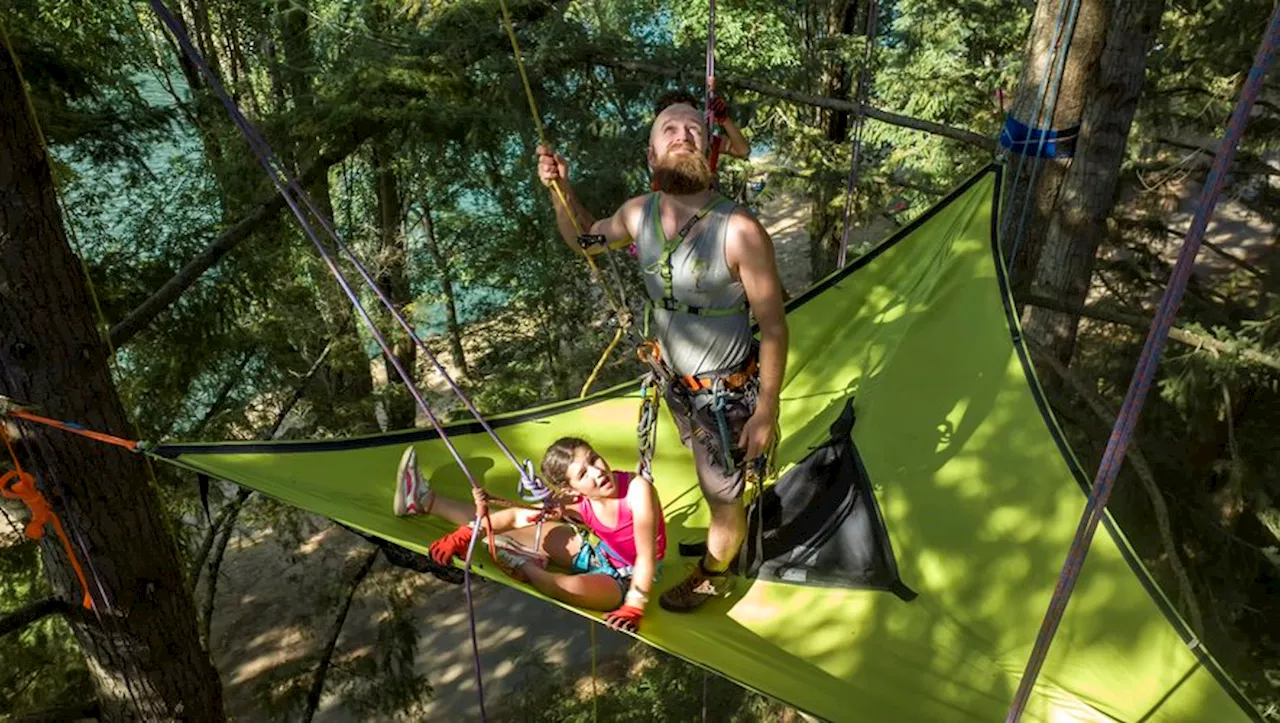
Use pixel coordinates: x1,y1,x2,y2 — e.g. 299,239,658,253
0,535,92,716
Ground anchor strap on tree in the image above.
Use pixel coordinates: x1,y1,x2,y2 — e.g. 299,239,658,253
1,427,93,610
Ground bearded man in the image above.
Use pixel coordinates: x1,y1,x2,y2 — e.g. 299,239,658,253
535,91,788,612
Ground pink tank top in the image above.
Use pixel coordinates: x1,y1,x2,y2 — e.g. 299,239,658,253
576,471,667,569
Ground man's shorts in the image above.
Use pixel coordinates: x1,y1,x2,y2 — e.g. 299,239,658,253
664,383,756,506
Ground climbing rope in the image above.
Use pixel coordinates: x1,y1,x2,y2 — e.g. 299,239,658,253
2,406,139,453
705,0,717,147
836,0,879,268
496,0,639,399
1006,6,1280,719
145,2,504,716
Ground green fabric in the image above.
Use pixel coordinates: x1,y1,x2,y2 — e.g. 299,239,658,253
153,167,1260,722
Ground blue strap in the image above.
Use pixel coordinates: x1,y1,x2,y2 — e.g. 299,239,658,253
999,115,1080,158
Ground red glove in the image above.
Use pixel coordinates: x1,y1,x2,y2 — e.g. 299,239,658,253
603,604,644,633
710,96,729,124
429,524,474,566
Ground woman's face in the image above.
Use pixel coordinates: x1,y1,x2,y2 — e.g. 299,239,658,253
563,446,615,498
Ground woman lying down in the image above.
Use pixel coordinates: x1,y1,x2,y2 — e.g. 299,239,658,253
393,437,666,633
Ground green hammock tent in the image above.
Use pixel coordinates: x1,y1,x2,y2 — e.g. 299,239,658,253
149,166,1262,722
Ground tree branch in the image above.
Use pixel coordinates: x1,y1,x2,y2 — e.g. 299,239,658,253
188,343,331,586
198,488,249,645
0,598,72,638
109,131,375,350
10,700,101,723
1028,340,1204,636
1021,293,1280,372
1152,136,1280,176
590,57,997,152
301,546,380,723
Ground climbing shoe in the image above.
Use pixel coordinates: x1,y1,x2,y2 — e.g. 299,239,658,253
659,559,736,612
393,446,432,517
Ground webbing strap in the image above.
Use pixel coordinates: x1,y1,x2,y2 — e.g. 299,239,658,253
1,429,93,610
644,193,747,323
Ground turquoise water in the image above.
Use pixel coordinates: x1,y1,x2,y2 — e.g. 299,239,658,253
65,70,506,356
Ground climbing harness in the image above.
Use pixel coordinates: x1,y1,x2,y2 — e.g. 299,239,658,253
641,192,746,327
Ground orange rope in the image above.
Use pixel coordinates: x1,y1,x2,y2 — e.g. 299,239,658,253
4,409,138,452
1,433,94,610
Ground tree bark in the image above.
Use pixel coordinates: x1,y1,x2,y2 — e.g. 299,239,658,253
0,40,224,721
372,139,417,429
809,0,862,282
1021,0,1166,373
272,0,373,427
591,58,996,151
1000,0,1110,285
417,197,470,378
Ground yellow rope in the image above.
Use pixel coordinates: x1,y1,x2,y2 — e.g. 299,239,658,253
589,620,599,723
495,0,633,397
579,325,624,398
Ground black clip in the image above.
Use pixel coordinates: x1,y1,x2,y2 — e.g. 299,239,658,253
577,234,607,250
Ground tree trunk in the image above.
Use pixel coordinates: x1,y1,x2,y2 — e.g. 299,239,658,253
274,0,373,424
418,196,470,379
1022,0,1166,371
1001,0,1110,286
808,0,860,282
0,41,224,722
372,139,417,429
108,130,372,351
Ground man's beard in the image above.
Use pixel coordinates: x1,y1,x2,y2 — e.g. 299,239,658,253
651,147,713,195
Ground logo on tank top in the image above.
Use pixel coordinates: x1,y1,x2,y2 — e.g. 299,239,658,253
689,258,709,291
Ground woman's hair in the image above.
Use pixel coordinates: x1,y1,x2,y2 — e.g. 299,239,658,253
540,436,593,488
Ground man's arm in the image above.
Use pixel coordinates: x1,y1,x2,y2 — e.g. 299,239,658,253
710,97,751,160
537,144,640,257
719,117,751,159
728,211,788,460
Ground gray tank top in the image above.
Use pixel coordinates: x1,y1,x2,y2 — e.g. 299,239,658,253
636,193,753,378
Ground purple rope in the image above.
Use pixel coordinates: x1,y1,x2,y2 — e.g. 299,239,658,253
1006,6,1280,720
836,0,879,268
147,2,491,716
